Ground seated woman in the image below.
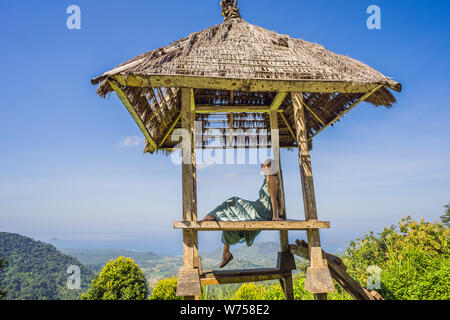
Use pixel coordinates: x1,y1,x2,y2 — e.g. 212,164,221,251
201,159,284,269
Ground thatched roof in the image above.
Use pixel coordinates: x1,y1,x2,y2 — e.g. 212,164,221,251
92,11,401,154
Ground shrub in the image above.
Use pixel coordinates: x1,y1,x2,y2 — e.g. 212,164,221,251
233,283,264,300
81,257,148,300
343,217,450,300
381,250,450,300
292,274,313,300
260,283,285,300
150,277,182,300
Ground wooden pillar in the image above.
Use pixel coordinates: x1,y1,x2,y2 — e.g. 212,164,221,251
270,110,295,300
292,93,334,300
177,88,201,300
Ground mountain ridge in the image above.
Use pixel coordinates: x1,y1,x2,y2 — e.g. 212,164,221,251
0,232,94,300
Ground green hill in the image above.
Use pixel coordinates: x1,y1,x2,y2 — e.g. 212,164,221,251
0,232,94,300
60,249,161,273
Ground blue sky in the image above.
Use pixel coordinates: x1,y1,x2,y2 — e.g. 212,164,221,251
0,0,449,254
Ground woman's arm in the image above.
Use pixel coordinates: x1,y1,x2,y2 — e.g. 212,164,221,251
267,176,282,221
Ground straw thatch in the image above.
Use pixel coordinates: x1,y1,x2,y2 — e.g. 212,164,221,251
92,14,401,153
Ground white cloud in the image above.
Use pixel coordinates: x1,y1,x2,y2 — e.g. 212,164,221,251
223,172,239,182
119,135,144,147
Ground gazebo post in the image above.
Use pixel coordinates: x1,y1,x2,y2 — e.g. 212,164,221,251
292,92,334,300
269,109,295,300
177,88,201,300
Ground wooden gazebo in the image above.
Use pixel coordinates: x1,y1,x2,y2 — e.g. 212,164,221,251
92,1,401,300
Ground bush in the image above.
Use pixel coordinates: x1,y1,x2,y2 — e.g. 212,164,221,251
81,257,148,300
150,277,182,300
381,252,449,300
260,283,285,300
233,283,263,300
292,274,313,300
343,217,450,300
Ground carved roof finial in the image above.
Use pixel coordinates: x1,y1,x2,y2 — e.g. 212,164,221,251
221,0,241,20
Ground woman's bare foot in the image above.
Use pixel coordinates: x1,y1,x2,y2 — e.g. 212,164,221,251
220,251,233,269
201,214,216,222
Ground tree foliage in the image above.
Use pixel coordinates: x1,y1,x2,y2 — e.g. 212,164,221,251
343,216,449,300
0,258,7,299
82,257,148,300
232,283,265,300
149,277,181,300
0,232,93,300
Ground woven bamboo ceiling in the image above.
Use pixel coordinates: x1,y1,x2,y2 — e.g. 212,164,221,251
91,1,401,154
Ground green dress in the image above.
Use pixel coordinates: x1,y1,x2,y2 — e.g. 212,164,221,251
209,177,277,247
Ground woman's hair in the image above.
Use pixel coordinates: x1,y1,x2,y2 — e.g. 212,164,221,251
261,159,272,168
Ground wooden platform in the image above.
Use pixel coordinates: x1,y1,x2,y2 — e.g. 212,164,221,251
200,268,290,285
173,220,330,231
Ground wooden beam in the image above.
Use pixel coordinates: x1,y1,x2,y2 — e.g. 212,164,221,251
177,268,202,297
195,105,282,113
159,113,181,147
292,92,333,300
280,112,297,143
108,80,158,153
180,87,199,300
111,74,396,93
308,85,383,141
173,220,330,231
269,111,289,249
200,268,290,285
270,110,295,300
270,92,288,111
301,100,326,126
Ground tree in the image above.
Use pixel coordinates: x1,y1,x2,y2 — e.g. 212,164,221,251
343,216,450,300
441,204,450,226
0,258,7,299
81,257,148,300
150,277,181,300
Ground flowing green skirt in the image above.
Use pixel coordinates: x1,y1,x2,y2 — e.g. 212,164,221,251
209,191,273,247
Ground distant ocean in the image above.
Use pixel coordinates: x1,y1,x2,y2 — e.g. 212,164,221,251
44,233,350,256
